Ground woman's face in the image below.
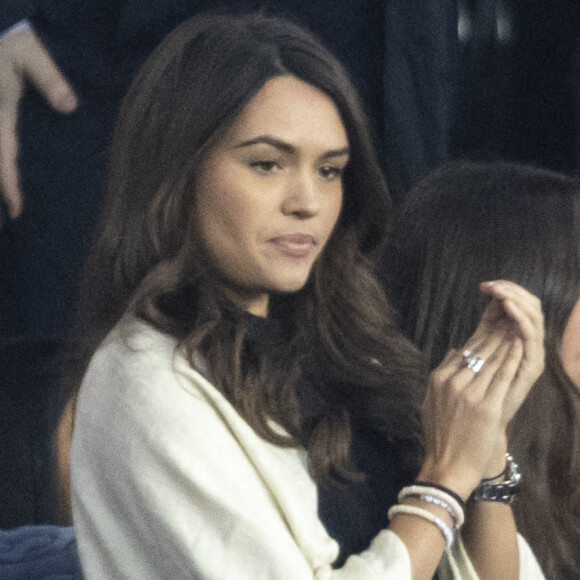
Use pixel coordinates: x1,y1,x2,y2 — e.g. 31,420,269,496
562,297,580,388
562,202,580,388
195,75,349,316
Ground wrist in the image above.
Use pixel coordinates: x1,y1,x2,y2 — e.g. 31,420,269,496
482,436,508,478
474,453,521,504
416,460,477,502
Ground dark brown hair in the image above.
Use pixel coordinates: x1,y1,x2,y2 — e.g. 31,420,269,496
383,160,580,579
66,12,425,487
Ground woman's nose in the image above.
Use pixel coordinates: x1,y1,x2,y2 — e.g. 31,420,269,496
281,169,320,218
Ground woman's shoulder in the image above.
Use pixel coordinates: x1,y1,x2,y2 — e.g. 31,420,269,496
79,317,210,415
83,317,171,380
101,315,175,354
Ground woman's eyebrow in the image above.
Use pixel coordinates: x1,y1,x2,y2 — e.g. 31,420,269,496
235,136,350,159
320,147,350,160
235,136,295,153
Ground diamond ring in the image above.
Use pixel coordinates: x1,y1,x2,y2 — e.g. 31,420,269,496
462,350,485,373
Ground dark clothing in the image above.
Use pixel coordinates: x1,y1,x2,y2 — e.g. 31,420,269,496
319,429,403,566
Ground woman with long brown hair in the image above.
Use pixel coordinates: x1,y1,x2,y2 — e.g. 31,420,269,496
383,160,580,579
68,13,545,579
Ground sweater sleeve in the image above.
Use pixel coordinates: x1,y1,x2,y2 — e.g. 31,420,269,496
71,323,545,579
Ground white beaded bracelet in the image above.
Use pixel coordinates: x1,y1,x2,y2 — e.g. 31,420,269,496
388,504,455,549
398,485,465,528
419,494,460,527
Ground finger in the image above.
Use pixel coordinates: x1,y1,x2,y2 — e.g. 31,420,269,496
468,297,516,344
483,338,523,402
478,283,544,379
462,321,510,358
454,332,517,396
480,281,543,332
501,297,543,345
19,28,78,113
432,319,508,383
487,339,534,426
505,298,545,385
1,23,77,114
478,293,544,386
0,108,22,218
430,327,510,399
428,349,463,392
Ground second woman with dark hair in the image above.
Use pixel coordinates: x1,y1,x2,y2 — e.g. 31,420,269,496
383,160,580,579
68,13,546,579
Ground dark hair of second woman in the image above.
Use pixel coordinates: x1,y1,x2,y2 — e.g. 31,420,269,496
65,12,425,489
382,159,580,579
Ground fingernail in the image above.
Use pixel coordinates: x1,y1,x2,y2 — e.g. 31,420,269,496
483,280,506,290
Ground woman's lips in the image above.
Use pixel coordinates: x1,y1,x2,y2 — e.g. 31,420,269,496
269,234,316,257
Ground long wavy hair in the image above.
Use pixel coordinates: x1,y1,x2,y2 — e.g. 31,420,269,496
382,160,580,579
65,12,425,488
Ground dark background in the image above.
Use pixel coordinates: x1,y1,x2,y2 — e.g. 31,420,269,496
450,0,580,174
2,0,579,178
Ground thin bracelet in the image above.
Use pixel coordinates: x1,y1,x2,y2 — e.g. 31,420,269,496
388,504,455,549
399,486,464,528
419,493,460,528
399,485,465,528
413,481,466,512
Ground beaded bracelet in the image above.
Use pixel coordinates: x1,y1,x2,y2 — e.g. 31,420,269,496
420,494,460,527
413,481,466,512
388,504,455,549
398,484,465,528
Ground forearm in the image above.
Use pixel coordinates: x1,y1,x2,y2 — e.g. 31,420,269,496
389,506,451,579
388,462,471,580
462,501,518,580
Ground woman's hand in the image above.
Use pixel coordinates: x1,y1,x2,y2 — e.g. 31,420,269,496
0,21,77,226
418,280,544,499
478,280,545,424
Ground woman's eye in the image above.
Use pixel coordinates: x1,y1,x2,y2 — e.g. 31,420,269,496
319,165,344,181
250,160,279,173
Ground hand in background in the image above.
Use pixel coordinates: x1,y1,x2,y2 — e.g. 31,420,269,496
0,21,78,227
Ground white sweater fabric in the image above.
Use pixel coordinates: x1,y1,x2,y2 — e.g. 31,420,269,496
71,319,545,579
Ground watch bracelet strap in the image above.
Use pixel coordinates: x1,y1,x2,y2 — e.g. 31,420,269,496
474,453,521,503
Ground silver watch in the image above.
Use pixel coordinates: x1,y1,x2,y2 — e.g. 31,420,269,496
474,454,521,503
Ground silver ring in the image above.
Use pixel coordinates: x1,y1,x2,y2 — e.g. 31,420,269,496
462,350,485,373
